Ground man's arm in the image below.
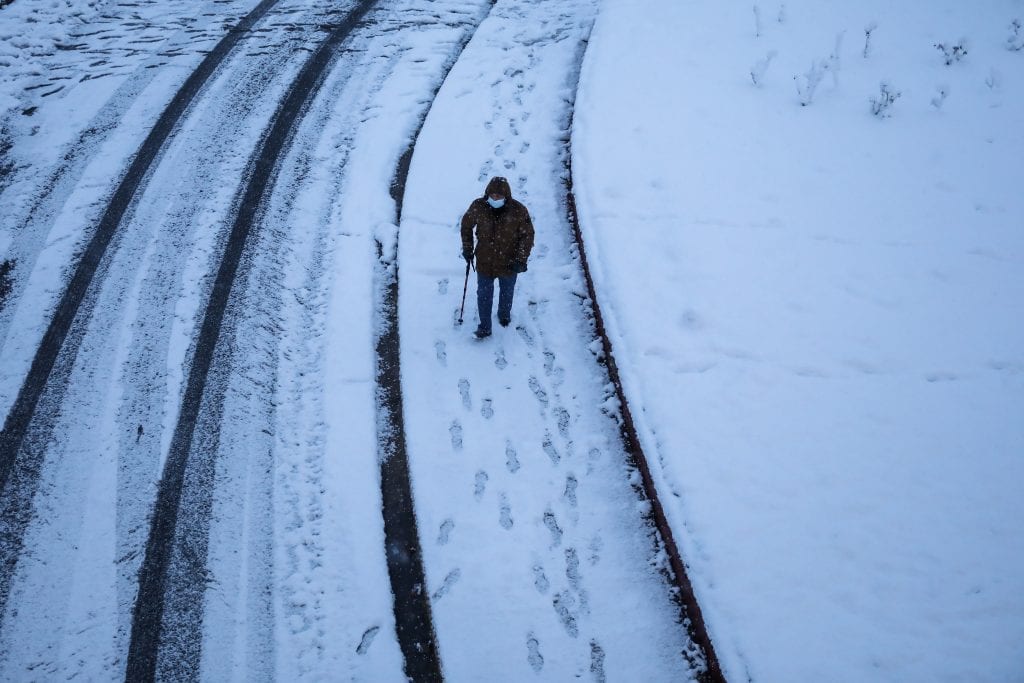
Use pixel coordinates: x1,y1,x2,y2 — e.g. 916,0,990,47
517,208,535,262
460,203,477,259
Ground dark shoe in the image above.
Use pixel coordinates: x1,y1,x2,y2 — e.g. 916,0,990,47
474,327,491,339
498,316,511,327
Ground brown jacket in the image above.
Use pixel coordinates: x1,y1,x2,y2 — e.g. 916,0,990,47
461,177,535,278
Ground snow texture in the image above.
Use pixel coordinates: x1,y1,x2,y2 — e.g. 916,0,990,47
573,0,1024,681
1,0,1021,680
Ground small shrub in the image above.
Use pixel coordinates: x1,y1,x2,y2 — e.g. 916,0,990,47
750,50,777,86
1008,19,1024,51
985,68,1001,90
863,21,878,58
794,59,829,106
935,40,968,65
870,81,901,118
829,31,845,86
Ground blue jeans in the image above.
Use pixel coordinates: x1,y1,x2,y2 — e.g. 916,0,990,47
477,272,518,332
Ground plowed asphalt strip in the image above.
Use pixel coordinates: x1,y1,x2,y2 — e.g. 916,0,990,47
377,153,444,679
376,2,496,676
124,1,380,679
0,0,284,616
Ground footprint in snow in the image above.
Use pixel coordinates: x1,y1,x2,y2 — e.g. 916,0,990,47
532,564,549,594
505,441,520,473
438,518,454,545
437,278,449,295
563,474,578,508
499,493,513,529
478,159,494,182
517,325,535,348
586,447,601,474
356,625,380,655
588,536,603,566
474,470,488,500
432,568,461,601
435,340,447,366
565,548,582,591
579,586,592,618
543,509,563,547
527,634,544,672
458,378,471,410
450,421,463,451
551,365,565,386
555,407,570,437
481,398,494,419
591,641,607,682
552,591,579,638
542,432,560,466
494,349,508,370
543,350,556,377
528,376,548,410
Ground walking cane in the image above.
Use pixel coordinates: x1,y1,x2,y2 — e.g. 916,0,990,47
457,258,472,325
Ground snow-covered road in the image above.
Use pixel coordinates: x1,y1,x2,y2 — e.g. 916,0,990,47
1,0,704,679
3,0,386,677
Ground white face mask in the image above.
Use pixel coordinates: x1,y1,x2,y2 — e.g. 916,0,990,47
487,196,506,209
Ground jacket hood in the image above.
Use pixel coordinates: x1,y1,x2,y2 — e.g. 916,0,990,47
484,176,512,201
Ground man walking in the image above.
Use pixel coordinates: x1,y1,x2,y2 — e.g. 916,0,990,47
461,176,535,339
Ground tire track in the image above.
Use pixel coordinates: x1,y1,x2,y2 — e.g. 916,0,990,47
197,8,428,673
0,0,255,344
0,7,346,675
124,1,378,678
0,0,284,613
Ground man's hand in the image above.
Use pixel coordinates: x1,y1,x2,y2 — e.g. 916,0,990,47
509,259,527,274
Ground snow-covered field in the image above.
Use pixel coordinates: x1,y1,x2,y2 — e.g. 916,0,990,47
573,0,1024,680
1,0,1021,680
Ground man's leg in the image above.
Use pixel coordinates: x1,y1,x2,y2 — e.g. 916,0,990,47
496,274,518,326
476,272,495,334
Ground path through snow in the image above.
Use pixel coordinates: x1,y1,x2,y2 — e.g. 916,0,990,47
399,0,698,678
